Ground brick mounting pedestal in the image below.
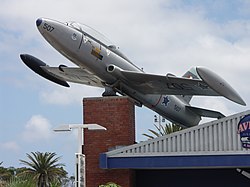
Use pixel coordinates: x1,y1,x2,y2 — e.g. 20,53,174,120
83,96,135,187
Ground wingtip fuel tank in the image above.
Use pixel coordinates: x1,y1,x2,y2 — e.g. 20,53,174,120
196,67,246,106
20,54,70,87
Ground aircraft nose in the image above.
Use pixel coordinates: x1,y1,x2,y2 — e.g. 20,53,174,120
36,18,43,27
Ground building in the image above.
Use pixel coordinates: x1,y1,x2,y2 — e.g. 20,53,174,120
83,96,250,187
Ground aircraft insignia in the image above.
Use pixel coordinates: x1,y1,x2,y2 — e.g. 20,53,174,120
162,96,170,107
91,47,103,60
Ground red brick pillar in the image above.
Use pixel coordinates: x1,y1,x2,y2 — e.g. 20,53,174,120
83,96,135,187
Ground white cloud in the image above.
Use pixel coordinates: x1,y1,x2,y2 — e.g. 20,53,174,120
0,141,20,152
0,0,249,117
40,84,103,105
2,1,250,83
12,0,248,115
1,0,250,175
22,115,52,142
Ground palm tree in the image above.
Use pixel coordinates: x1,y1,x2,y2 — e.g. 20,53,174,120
19,152,67,187
143,123,183,139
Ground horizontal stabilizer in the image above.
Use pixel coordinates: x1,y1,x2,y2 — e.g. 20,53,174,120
186,105,225,119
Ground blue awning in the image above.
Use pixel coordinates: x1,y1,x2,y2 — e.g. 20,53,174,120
100,153,250,169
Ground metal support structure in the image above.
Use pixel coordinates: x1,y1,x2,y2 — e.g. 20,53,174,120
75,153,85,187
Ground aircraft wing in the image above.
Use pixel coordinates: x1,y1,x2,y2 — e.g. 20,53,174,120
20,54,103,88
119,70,219,96
107,65,246,105
43,66,103,87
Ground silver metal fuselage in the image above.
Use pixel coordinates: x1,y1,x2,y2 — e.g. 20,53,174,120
37,18,201,127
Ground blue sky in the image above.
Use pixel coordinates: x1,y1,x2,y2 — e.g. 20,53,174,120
1,0,250,175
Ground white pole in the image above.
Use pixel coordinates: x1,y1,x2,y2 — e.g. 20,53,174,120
53,124,106,187
76,127,85,187
78,127,83,154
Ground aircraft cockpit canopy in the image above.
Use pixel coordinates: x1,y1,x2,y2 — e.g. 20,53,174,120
68,22,130,62
69,22,113,46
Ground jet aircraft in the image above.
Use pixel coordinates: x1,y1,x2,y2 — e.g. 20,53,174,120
20,18,246,128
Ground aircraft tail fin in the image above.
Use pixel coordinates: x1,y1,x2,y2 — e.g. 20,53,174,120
186,105,225,119
181,67,201,103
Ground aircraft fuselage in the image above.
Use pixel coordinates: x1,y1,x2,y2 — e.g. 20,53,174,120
34,18,204,127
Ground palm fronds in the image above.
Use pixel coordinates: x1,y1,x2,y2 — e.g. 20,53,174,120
19,152,67,187
143,123,183,139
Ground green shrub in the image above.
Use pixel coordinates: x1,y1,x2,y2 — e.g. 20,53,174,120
99,182,121,187
7,177,36,187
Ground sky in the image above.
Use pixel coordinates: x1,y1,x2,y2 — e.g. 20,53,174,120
1,0,250,175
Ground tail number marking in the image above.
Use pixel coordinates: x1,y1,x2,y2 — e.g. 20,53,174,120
174,105,181,112
43,23,54,32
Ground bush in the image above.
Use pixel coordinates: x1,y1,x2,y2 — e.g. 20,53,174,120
99,182,121,187
6,177,36,187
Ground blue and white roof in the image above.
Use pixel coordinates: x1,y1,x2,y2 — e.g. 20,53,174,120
100,110,250,169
